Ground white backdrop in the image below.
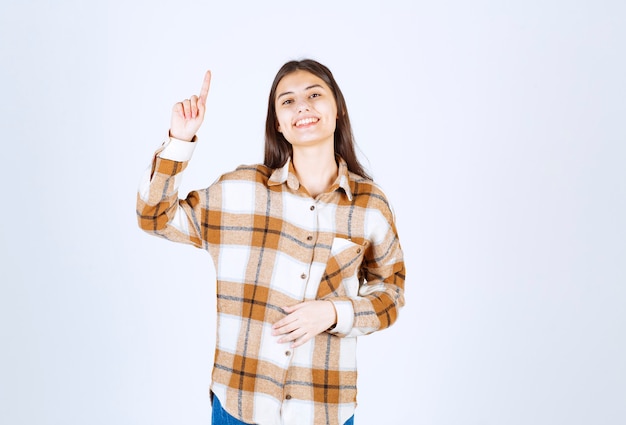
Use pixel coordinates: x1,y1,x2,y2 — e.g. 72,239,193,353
1,1,625,424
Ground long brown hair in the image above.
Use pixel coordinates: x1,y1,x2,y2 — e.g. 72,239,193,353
264,59,371,180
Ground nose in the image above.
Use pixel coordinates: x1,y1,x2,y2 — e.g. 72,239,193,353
296,98,310,113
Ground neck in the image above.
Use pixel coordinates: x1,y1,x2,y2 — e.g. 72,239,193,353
292,144,338,198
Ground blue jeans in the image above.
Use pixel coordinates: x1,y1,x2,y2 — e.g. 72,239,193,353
211,395,354,425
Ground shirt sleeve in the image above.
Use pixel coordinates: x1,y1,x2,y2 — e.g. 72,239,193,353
136,136,207,249
329,199,406,338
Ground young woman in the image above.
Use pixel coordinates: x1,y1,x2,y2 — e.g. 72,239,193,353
137,59,406,425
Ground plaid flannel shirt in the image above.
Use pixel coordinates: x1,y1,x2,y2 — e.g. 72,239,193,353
137,137,406,425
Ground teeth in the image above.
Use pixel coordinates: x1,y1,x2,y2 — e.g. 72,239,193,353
296,117,318,127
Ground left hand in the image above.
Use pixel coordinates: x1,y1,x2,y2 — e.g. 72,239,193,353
272,301,337,348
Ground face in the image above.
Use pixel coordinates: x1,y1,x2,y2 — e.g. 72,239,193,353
274,70,338,150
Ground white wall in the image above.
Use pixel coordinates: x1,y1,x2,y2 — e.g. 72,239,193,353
1,1,624,424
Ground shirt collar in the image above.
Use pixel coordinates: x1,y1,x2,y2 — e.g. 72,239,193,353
268,156,354,201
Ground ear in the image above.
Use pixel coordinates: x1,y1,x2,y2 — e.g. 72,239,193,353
276,123,282,133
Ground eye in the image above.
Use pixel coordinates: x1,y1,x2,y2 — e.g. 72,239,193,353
309,93,321,99
281,98,293,106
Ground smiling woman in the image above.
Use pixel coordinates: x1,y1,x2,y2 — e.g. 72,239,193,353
273,70,340,197
264,60,372,183
275,71,338,150
136,59,406,425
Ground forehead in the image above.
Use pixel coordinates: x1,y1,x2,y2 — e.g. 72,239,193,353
275,70,331,95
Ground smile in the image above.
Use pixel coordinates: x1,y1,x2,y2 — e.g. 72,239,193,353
294,117,319,127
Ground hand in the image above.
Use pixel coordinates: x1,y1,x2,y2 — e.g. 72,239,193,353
272,301,337,348
169,70,212,142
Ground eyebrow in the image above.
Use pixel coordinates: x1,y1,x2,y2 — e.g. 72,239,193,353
277,84,325,100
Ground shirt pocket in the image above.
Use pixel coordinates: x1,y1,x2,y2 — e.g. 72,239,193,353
317,237,367,299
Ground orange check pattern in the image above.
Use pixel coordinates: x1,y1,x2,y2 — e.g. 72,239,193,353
137,138,405,425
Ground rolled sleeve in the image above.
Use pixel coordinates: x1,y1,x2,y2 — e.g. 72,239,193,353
158,135,198,162
329,299,354,336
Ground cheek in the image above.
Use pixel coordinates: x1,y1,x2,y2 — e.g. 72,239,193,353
277,109,296,131
326,102,339,120
276,117,287,132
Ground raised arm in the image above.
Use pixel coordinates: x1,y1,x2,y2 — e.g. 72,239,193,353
136,70,214,248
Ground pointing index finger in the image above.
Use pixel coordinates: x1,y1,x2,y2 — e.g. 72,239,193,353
199,70,212,104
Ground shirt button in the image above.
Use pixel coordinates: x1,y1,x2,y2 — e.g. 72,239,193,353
285,350,291,356
307,235,313,241
357,248,362,254
310,205,315,211
300,273,307,279
285,394,292,400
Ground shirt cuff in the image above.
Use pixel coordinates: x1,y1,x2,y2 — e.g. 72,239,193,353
158,135,197,162
329,300,354,335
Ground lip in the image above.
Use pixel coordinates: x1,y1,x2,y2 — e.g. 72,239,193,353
293,116,320,128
